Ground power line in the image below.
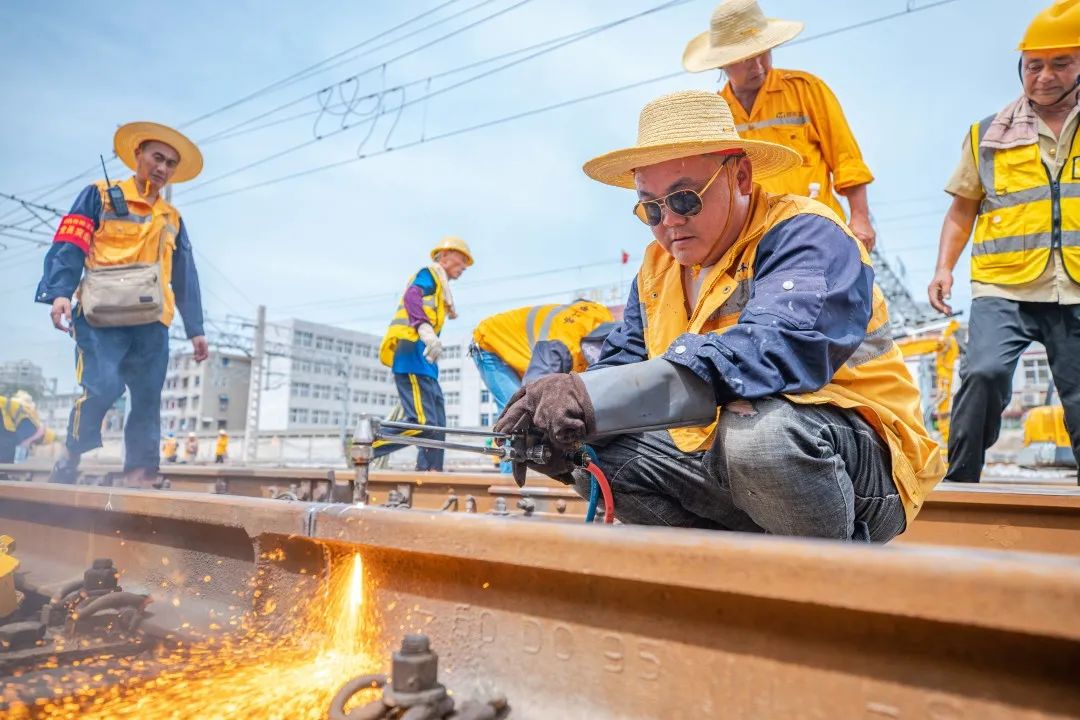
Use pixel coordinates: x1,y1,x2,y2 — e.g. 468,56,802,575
182,0,548,194
182,0,961,206
178,0,474,130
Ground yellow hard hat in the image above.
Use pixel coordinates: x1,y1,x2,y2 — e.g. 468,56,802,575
1019,0,1080,51
430,236,474,266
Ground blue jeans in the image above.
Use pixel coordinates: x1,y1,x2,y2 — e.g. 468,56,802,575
471,348,521,473
577,397,906,541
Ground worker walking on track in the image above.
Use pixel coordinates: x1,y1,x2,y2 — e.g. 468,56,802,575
497,90,943,541
0,393,44,465
36,122,206,486
214,429,229,464
929,0,1080,483
375,237,473,472
683,0,878,249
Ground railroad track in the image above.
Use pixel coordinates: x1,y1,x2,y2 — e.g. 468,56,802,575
3,463,1080,557
0,480,1077,718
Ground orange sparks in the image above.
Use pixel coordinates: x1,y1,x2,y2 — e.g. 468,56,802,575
7,552,378,720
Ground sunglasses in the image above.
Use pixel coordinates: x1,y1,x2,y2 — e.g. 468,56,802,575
632,154,744,226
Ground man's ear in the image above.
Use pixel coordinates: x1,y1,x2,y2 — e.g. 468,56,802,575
736,156,754,195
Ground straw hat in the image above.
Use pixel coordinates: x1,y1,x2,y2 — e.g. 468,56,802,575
582,91,801,189
113,122,204,183
682,0,804,73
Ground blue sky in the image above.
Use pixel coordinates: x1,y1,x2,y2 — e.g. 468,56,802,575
0,0,1045,385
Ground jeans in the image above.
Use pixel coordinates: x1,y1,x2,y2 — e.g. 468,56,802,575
471,347,521,473
947,297,1080,482
577,397,906,542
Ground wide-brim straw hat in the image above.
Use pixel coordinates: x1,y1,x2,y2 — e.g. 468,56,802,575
114,122,204,183
683,0,804,73
582,90,801,189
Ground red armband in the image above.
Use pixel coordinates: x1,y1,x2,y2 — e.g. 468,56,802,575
53,214,94,253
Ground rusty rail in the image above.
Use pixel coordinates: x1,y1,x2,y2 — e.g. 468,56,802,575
0,481,1078,718
4,463,1080,557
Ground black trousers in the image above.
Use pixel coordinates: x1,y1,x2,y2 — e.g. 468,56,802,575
947,297,1080,482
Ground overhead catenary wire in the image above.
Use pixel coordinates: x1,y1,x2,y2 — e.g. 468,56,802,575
181,0,962,206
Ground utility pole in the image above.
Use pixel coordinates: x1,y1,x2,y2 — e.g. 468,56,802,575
244,305,266,463
337,356,351,451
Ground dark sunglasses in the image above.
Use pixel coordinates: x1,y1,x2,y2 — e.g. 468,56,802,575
632,154,744,226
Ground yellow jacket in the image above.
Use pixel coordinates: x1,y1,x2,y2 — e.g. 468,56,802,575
634,188,942,521
969,115,1080,285
720,68,873,220
0,396,40,434
162,438,179,456
473,301,613,377
215,435,229,456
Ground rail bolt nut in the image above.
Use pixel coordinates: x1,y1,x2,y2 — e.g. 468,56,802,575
392,634,439,693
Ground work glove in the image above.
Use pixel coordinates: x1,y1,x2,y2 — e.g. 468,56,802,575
417,323,443,363
494,373,596,454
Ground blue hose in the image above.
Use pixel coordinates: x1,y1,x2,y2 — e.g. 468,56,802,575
583,445,600,523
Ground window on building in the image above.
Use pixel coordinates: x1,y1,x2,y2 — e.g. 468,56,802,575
191,394,200,408
480,390,490,403
443,345,462,360
357,391,370,403
295,331,313,347
314,409,330,424
358,368,372,381
1022,357,1052,389
445,391,461,406
177,397,187,409
447,415,459,428
480,413,490,426
356,344,372,358
182,378,189,389
218,395,229,412
290,408,310,424
221,357,230,367
442,368,461,383
315,335,333,350
335,340,353,355
332,412,342,426
333,386,345,401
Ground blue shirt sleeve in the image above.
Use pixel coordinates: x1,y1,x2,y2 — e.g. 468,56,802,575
589,279,648,370
413,268,437,294
663,213,873,404
523,340,572,383
171,219,205,338
34,185,101,303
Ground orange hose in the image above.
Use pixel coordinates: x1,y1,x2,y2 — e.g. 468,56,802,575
586,461,615,524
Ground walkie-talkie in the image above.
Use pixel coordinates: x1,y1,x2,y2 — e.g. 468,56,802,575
100,155,128,217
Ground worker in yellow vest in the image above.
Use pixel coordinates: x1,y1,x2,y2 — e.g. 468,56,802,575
0,393,44,464
183,432,199,463
683,0,877,249
497,90,943,541
214,429,229,464
471,301,614,413
36,122,207,485
928,0,1080,483
162,433,179,463
375,237,473,471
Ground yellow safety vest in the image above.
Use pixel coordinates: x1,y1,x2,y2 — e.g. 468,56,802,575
0,397,38,434
379,268,447,368
83,177,183,325
472,301,614,377
970,116,1080,285
638,188,943,521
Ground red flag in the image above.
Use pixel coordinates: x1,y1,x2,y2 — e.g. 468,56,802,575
620,250,629,265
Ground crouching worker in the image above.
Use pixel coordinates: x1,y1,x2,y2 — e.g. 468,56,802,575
496,91,943,541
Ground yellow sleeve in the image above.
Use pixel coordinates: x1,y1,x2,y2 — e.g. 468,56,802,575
803,74,874,191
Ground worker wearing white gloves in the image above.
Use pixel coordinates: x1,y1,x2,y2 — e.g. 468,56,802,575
375,237,473,471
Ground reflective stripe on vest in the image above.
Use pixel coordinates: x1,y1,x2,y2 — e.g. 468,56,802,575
970,114,1080,285
378,269,446,367
735,115,809,132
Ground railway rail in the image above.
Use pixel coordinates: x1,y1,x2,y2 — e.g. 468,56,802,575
3,463,1080,557
0,481,1077,718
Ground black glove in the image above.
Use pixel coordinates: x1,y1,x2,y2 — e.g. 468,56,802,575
494,374,596,452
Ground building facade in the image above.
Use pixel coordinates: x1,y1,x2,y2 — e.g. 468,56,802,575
0,359,49,399
161,351,251,433
258,319,398,432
